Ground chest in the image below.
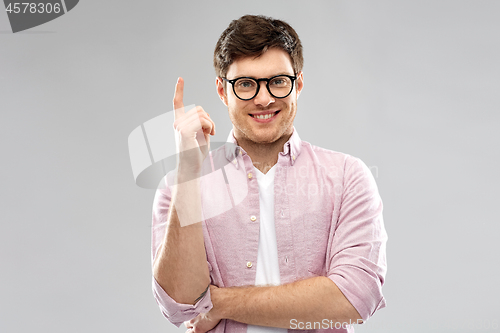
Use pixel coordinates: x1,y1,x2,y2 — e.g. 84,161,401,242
200,162,340,286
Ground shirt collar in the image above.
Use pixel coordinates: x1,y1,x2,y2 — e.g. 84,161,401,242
224,127,302,166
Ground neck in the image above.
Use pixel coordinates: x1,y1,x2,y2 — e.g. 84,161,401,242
234,130,293,174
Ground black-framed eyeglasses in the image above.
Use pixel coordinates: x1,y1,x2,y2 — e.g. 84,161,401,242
222,74,297,101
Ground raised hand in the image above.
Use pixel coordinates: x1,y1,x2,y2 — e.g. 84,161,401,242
172,77,216,178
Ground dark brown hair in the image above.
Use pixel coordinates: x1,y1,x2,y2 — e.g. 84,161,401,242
214,15,303,78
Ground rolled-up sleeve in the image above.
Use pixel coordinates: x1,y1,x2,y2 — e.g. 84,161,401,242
152,276,213,327
151,176,213,327
327,156,388,321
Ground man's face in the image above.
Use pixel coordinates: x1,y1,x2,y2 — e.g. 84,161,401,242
216,48,304,145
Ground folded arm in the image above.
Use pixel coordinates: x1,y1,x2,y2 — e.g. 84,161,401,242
187,276,361,331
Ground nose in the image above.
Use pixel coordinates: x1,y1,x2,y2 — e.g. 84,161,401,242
253,81,275,107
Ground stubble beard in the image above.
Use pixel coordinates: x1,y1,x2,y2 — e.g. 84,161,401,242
230,101,296,147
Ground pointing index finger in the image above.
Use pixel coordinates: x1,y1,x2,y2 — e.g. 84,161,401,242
173,77,185,119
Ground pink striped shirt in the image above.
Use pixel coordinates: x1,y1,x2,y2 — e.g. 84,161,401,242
151,128,387,332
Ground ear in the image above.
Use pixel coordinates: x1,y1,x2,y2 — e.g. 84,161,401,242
215,77,228,106
295,71,304,99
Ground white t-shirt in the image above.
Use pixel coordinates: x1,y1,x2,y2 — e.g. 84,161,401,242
246,165,287,333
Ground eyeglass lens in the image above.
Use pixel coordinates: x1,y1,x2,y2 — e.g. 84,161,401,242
233,76,294,100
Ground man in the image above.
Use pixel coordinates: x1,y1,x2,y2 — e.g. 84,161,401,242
151,15,387,333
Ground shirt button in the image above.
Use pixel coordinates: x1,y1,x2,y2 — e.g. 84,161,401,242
233,159,237,165
248,172,253,179
292,155,296,161
250,215,257,221
246,261,253,268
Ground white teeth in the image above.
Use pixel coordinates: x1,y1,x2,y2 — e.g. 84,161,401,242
254,112,277,119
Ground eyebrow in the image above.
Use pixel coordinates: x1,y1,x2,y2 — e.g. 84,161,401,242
228,72,295,79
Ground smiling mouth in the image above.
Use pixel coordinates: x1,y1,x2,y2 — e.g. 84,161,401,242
250,111,280,119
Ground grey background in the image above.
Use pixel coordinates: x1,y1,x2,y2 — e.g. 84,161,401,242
1,1,499,332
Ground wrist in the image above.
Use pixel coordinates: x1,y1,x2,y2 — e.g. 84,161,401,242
210,285,229,321
176,165,202,184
